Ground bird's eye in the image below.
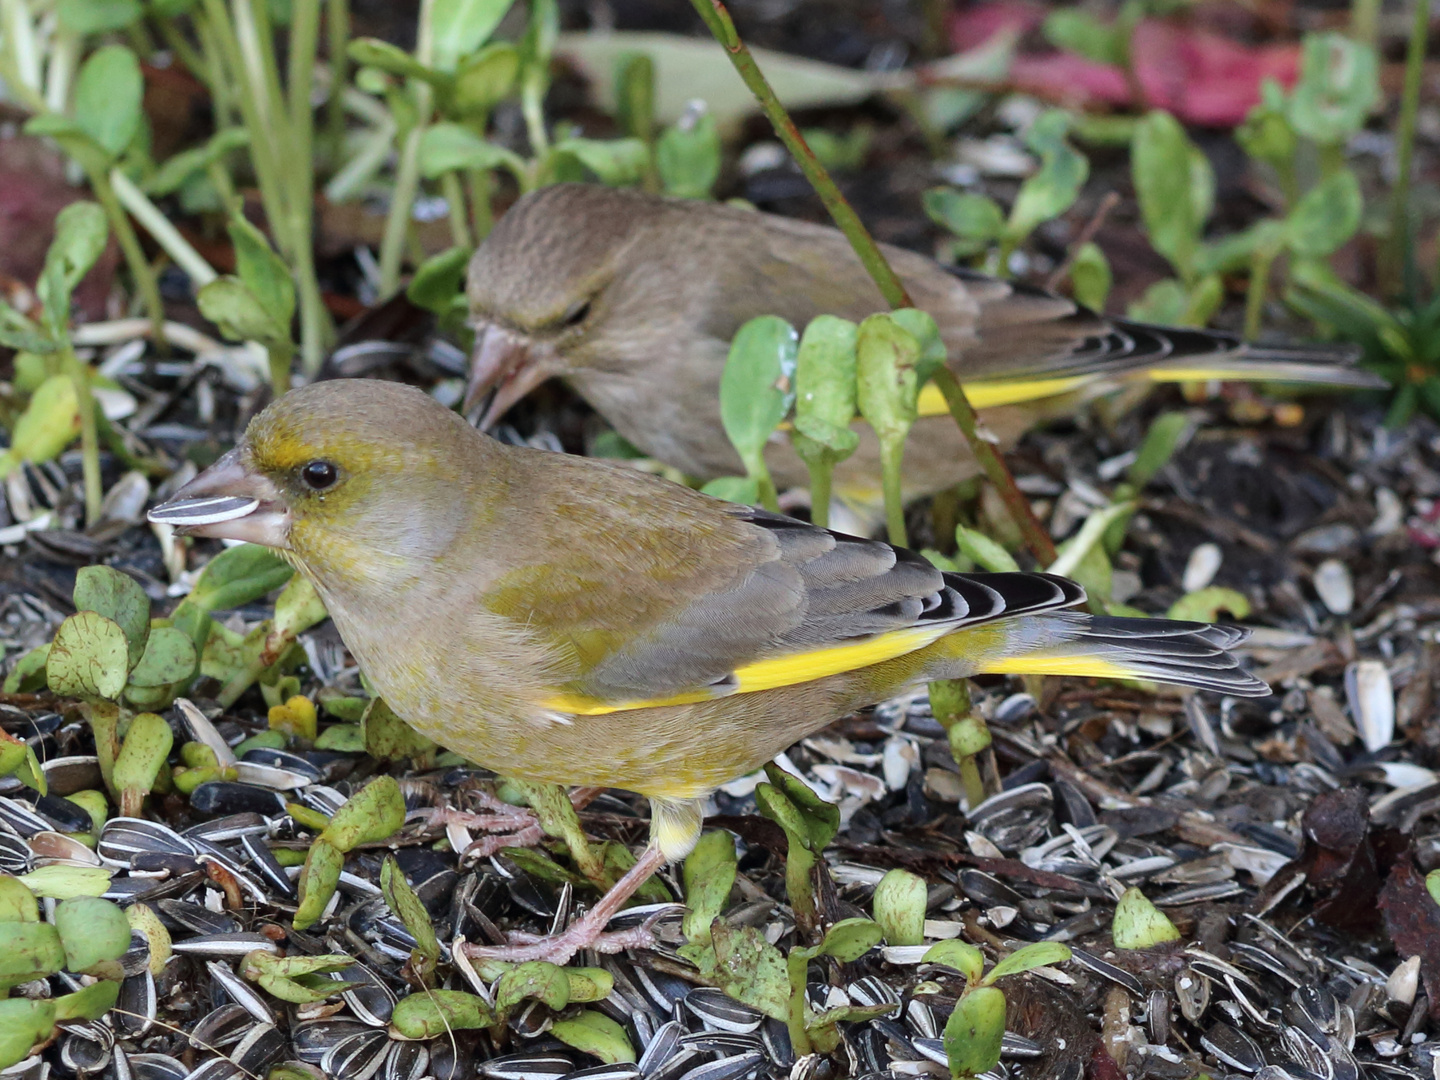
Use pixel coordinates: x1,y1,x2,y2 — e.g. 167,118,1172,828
300,460,339,491
560,298,591,328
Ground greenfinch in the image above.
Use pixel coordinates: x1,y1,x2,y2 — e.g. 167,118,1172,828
464,184,1380,514
149,379,1267,962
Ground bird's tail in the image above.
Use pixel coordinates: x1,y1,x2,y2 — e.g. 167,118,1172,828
948,611,1271,697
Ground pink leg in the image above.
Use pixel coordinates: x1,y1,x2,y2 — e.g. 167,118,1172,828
463,845,669,966
425,787,605,860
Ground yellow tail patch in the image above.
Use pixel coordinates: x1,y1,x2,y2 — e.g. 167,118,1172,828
981,655,1132,680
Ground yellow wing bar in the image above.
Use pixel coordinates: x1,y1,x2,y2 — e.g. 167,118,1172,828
543,622,952,716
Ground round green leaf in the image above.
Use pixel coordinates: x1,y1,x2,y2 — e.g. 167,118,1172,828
47,612,131,700
54,896,130,973
450,42,521,117
872,870,926,947
551,1010,635,1064
0,997,56,1070
816,916,884,962
390,989,492,1037
58,0,142,34
943,986,1006,1077
127,627,197,687
73,566,150,670
0,921,66,986
74,45,143,159
923,940,984,984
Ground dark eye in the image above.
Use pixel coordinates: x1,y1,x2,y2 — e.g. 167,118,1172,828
300,460,339,491
560,298,591,328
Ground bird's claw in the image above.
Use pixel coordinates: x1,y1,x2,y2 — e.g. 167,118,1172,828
420,799,544,861
464,923,658,966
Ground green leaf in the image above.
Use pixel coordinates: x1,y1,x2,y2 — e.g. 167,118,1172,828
0,922,66,987
362,696,437,761
381,856,441,968
1126,278,1188,326
720,315,799,481
1069,242,1111,312
320,776,406,851
47,612,131,700
184,543,294,615
1132,111,1211,280
44,201,110,299
710,919,790,1021
112,711,173,811
293,838,343,930
551,1010,636,1064
1166,586,1251,623
873,870,926,946
497,960,570,1011
22,116,112,175
955,524,1019,574
126,627,197,687
982,941,1071,984
943,985,1007,1078
793,314,859,436
228,215,295,330
1127,411,1192,488
1288,32,1380,145
1111,887,1180,949
1427,868,1440,908
54,896,130,973
389,989,492,1037
346,38,442,83
197,278,287,344
146,128,249,196
758,763,838,852
922,188,1003,243
1286,168,1362,258
74,45,144,159
814,916,883,961
0,998,55,1071
58,0,142,34
699,476,760,505
17,865,113,899
74,566,149,671
407,246,473,314
1236,78,1298,175
682,830,737,946
432,0,519,72
855,314,921,445
1008,110,1088,242
52,978,119,1022
449,42,521,117
0,374,80,478
657,108,721,199
550,137,649,186
922,940,984,983
419,122,526,179
565,967,614,1003
1042,8,1124,65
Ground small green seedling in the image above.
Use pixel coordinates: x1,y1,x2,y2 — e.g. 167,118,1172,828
294,777,407,930
754,763,839,933
873,868,927,946
1111,887,1180,949
706,315,799,512
790,315,860,528
197,214,299,391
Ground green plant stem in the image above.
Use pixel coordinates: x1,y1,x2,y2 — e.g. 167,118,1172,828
153,17,209,87
440,171,474,249
285,0,332,373
466,167,493,240
267,342,295,395
60,344,101,525
110,168,219,287
1382,0,1429,297
325,0,350,159
1351,0,1381,46
378,0,435,297
786,952,814,1056
688,0,1052,565
806,461,833,529
88,167,167,352
931,369,1057,563
878,440,907,547
1244,246,1277,341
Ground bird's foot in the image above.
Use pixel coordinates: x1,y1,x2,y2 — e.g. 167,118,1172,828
463,922,658,966
423,798,544,860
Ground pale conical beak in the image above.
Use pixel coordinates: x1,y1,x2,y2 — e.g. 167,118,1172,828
463,322,560,430
147,447,291,548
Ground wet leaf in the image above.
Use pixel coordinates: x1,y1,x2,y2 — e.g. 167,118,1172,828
983,941,1072,983
382,856,441,969
74,565,150,670
710,918,790,1021
390,988,493,1037
497,960,570,1011
551,1010,636,1064
873,870,926,946
657,107,721,198
943,985,1006,1078
74,44,143,158
54,896,130,974
47,612,131,700
923,940,985,984
1111,887,1180,949
682,829,737,946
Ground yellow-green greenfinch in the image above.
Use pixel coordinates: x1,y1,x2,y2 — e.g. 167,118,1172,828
464,184,1379,513
149,379,1267,962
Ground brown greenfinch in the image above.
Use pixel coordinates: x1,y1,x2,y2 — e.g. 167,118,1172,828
149,379,1267,962
464,184,1380,513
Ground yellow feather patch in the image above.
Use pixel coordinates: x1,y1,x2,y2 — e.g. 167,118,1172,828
981,655,1132,679
542,623,953,716
916,376,1094,416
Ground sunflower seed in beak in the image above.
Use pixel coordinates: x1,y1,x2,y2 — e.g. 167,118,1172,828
147,496,260,527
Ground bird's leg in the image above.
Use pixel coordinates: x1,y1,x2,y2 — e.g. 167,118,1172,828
426,786,607,863
463,844,669,966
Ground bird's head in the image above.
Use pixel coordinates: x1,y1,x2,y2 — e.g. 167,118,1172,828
463,184,671,426
149,380,483,592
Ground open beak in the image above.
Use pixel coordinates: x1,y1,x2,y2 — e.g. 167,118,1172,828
147,447,291,548
463,322,560,430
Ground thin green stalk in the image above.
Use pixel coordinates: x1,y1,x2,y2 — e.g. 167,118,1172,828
466,167,493,240
153,17,209,86
1383,0,1429,297
88,167,167,351
440,171,474,249
878,441,907,547
806,462,832,529
286,0,332,373
1351,0,1381,46
60,344,101,526
688,0,1053,565
206,160,239,213
378,0,436,297
786,952,814,1056
110,167,219,287
325,0,350,159
266,341,295,395
193,12,236,127
1244,246,1277,341
931,368,1057,563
